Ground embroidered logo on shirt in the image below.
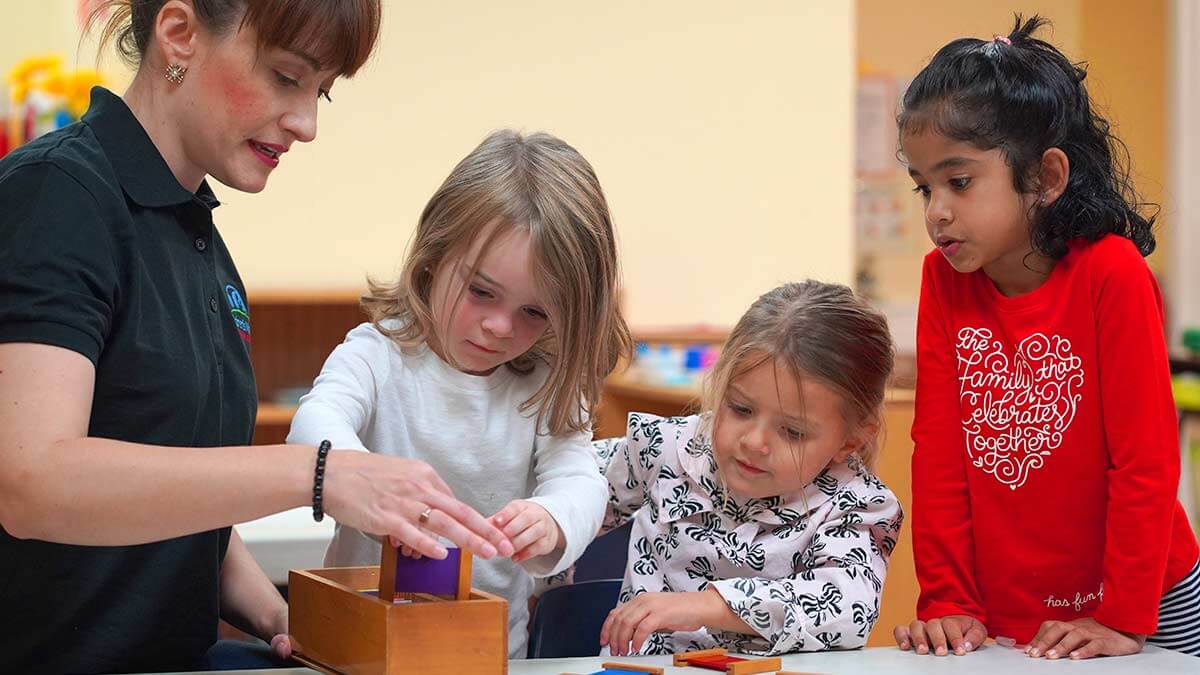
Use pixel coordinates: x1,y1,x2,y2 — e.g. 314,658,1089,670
957,328,1084,490
225,284,252,345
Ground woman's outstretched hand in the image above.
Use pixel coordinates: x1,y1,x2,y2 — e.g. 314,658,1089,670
322,450,514,560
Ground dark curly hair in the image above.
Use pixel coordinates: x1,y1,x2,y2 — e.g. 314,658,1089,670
898,14,1156,260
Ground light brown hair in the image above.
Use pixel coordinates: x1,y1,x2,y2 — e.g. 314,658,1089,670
702,281,894,469
89,0,381,77
363,130,632,436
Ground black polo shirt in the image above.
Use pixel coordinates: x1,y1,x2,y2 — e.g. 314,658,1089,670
0,87,257,673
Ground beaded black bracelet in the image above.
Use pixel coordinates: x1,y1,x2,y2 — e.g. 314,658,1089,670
312,440,331,522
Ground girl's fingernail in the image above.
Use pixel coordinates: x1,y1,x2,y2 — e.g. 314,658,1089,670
1047,650,1058,659
901,641,909,649
963,641,973,651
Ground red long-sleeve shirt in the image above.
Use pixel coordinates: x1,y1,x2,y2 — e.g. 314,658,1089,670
911,234,1199,642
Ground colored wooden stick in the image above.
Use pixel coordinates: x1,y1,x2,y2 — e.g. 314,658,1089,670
379,543,472,601
599,663,666,674
672,648,781,674
725,657,782,675
673,647,728,666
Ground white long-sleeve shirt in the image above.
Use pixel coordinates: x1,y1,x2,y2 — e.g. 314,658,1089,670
286,322,607,657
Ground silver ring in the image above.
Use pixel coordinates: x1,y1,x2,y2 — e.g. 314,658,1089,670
418,507,433,525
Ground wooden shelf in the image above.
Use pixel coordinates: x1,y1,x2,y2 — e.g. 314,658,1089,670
603,371,703,408
1171,354,1200,375
603,371,914,411
257,402,298,426
247,290,367,445
629,325,729,344
248,288,365,304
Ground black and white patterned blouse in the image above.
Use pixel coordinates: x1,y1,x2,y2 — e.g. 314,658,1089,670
593,412,903,655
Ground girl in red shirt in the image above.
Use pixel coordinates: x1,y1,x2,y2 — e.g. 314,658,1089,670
893,14,1200,660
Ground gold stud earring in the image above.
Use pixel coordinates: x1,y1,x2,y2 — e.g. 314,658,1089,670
165,63,187,85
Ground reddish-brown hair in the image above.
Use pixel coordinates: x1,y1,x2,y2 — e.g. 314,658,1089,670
90,0,381,77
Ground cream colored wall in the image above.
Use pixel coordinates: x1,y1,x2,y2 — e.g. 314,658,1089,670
3,3,77,68
9,1,853,327
857,1,1083,74
207,0,855,327
2,2,129,88
1080,0,1169,276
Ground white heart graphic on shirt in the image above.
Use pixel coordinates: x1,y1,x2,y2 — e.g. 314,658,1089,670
956,328,1084,490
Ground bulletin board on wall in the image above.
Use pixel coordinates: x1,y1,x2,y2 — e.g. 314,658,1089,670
853,72,928,355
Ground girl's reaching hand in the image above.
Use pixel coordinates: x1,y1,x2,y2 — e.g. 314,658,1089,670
600,591,719,656
1025,617,1144,660
490,499,563,563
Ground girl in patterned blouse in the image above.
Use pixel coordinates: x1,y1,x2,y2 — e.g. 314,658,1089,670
596,281,904,656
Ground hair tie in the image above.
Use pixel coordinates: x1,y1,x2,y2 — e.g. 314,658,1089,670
993,34,1012,45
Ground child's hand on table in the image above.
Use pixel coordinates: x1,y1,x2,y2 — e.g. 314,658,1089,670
490,500,564,563
1024,617,1144,660
894,615,987,656
600,589,725,656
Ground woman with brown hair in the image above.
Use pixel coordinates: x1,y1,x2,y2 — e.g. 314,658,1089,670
0,2,511,672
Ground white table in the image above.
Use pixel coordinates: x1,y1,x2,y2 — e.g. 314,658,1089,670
513,646,1196,673
168,644,1196,674
234,507,334,585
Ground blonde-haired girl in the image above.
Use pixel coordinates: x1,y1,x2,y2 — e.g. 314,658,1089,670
596,281,902,656
288,129,631,657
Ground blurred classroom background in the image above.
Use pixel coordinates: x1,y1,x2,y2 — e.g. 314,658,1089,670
5,0,1200,648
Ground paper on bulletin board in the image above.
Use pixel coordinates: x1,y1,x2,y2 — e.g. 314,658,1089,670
856,75,896,176
855,180,905,252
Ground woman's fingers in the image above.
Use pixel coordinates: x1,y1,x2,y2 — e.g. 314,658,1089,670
421,491,513,558
269,634,292,660
324,452,512,559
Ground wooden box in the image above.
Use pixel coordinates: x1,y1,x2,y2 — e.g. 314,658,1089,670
288,566,508,674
